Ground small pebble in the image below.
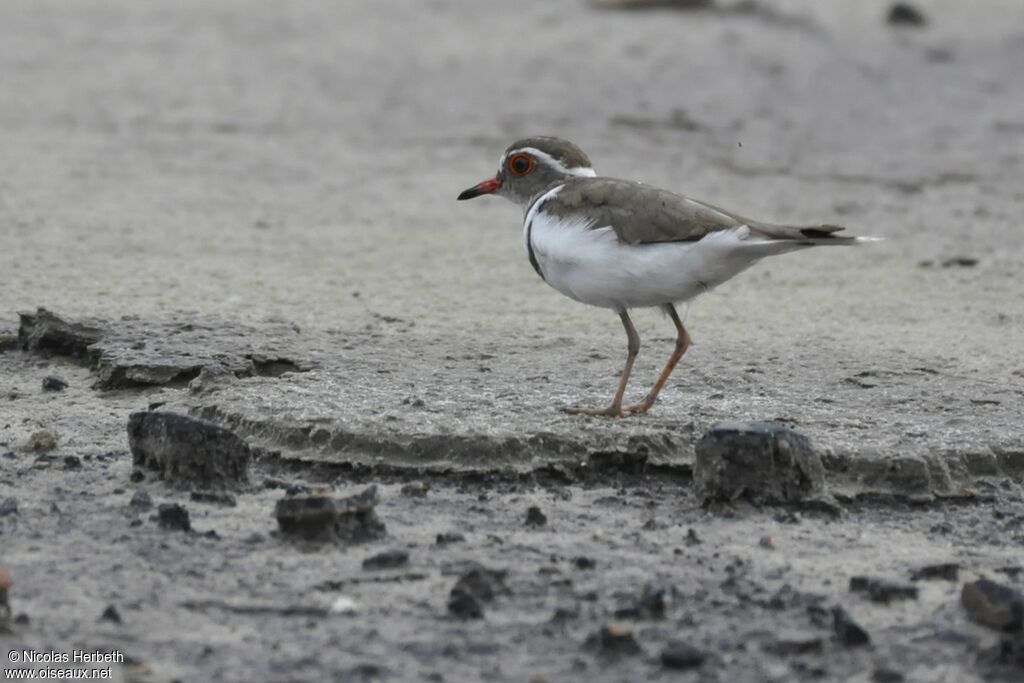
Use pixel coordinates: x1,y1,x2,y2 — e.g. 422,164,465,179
157,503,191,532
0,498,17,517
362,549,410,571
99,605,122,624
400,481,429,498
887,2,926,26
42,376,68,392
129,490,152,510
660,640,706,670
525,506,547,528
26,430,58,453
436,532,465,545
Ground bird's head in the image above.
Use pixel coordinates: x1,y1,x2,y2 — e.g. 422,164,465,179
457,136,595,208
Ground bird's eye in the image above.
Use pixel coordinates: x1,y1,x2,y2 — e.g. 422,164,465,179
507,153,535,176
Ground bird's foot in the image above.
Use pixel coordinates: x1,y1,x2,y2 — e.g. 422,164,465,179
623,398,656,415
562,405,626,418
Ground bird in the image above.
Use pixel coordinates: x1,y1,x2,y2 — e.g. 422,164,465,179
457,136,877,418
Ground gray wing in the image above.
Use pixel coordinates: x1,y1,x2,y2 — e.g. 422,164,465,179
543,177,848,244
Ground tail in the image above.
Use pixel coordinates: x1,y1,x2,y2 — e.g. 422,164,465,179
750,222,881,245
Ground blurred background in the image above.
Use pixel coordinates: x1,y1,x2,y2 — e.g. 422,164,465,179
1,0,1021,371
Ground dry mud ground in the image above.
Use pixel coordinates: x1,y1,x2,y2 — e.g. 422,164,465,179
1,1,1024,681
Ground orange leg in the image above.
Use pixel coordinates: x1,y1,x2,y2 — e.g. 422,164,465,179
564,309,639,418
624,304,691,415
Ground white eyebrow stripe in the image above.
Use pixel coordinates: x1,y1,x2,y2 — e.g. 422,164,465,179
501,147,597,177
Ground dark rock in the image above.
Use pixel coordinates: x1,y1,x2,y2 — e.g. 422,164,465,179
18,308,103,360
573,556,596,570
982,631,1024,670
911,562,959,582
685,528,701,546
451,565,508,603
832,606,870,646
362,549,410,571
0,498,17,517
525,506,547,527
42,376,68,391
660,640,705,670
63,455,81,470
400,481,429,498
275,485,386,544
436,532,465,545
157,503,191,532
26,430,58,453
190,491,237,507
887,3,926,26
941,256,978,268
587,621,642,657
872,668,905,683
448,590,483,619
763,629,823,655
961,579,1024,632
127,412,250,489
99,604,122,624
694,422,829,505
614,585,666,620
447,564,508,619
850,576,918,603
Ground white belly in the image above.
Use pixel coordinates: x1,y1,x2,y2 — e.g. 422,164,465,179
524,188,797,310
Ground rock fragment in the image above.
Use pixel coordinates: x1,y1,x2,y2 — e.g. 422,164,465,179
42,376,68,391
26,430,58,453
961,579,1024,632
447,590,483,619
157,503,191,532
362,550,409,571
190,491,237,507
614,585,666,620
128,412,249,489
660,640,705,670
850,576,918,603
887,3,926,27
129,490,152,510
275,486,386,544
587,621,643,657
525,506,547,527
400,482,429,498
186,364,239,395
0,498,17,517
573,556,596,570
873,668,905,683
832,606,870,646
911,562,959,582
435,532,465,545
694,422,828,504
18,308,103,360
99,605,122,624
447,565,507,619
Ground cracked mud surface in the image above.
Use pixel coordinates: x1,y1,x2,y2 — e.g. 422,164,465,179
1,1,1023,681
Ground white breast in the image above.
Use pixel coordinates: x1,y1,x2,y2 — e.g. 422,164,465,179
523,186,800,310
